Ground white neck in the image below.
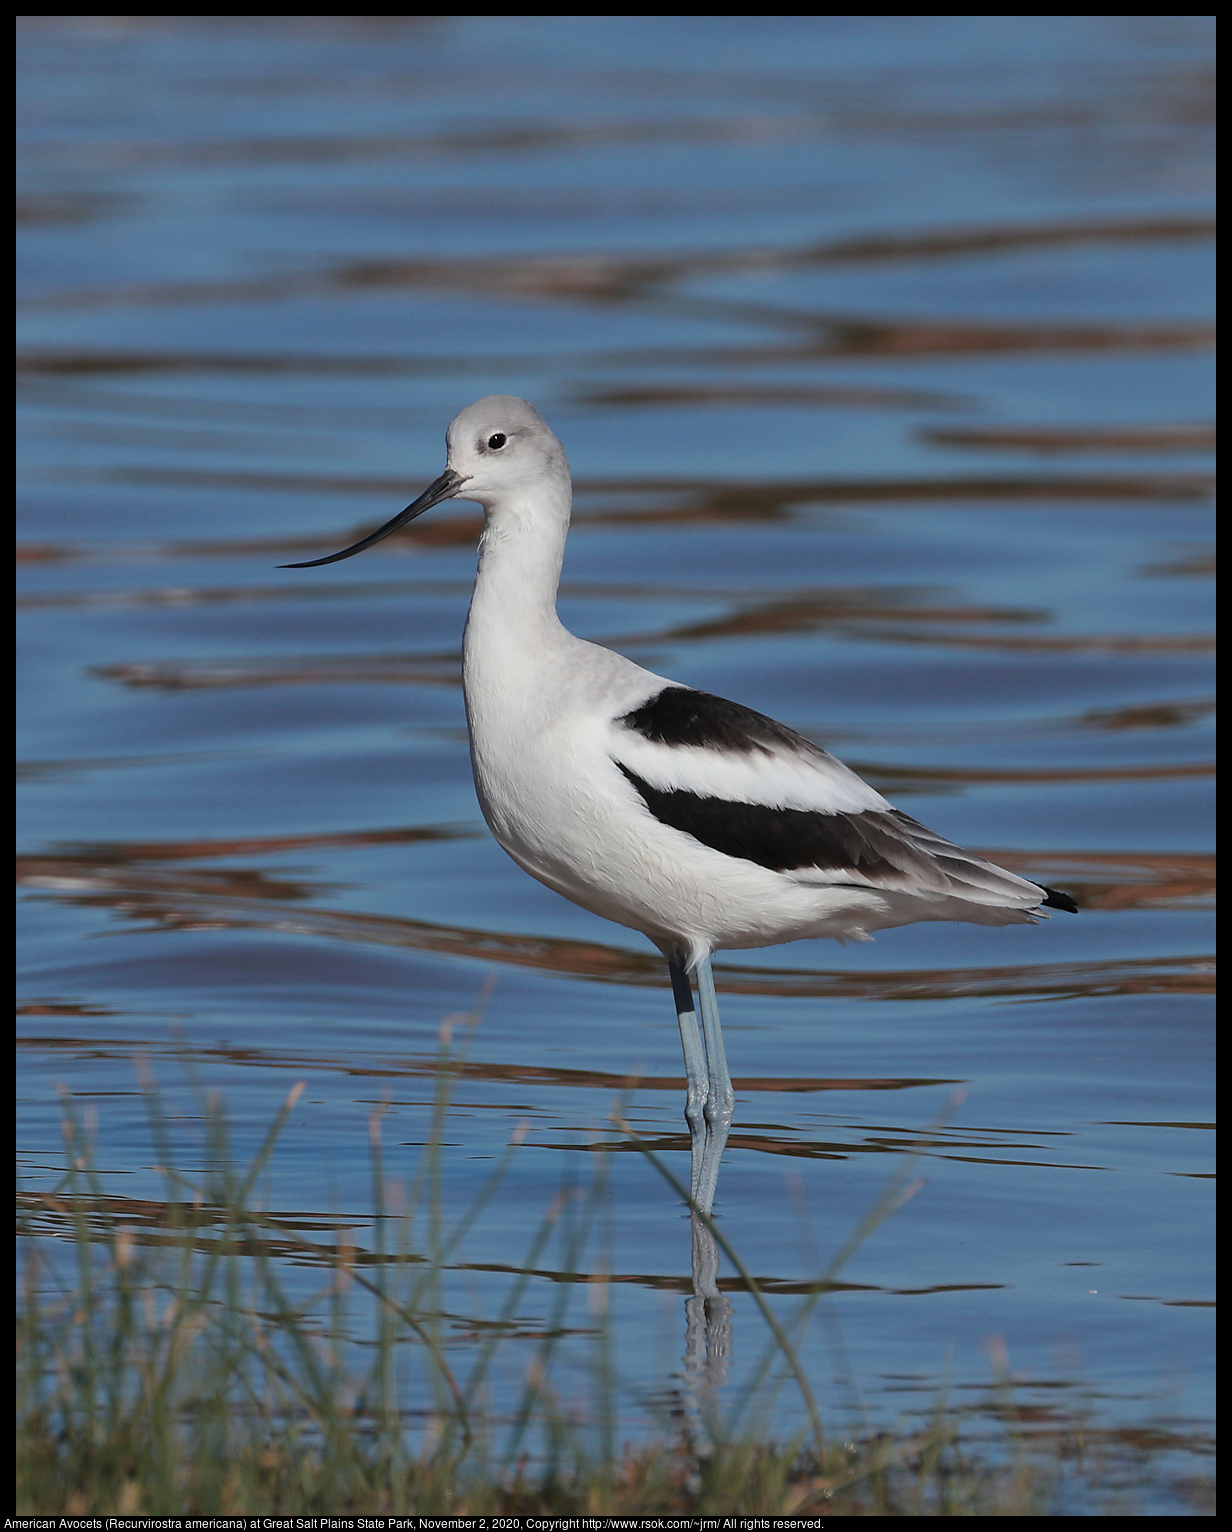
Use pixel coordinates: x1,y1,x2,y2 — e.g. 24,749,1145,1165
463,480,574,676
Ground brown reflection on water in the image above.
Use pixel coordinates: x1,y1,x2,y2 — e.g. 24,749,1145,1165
16,349,470,377
16,579,475,611
15,190,137,227
921,423,1216,454
582,382,966,410
14,1031,949,1099
16,827,476,907
855,627,1214,653
611,595,1214,660
92,653,462,690
33,1186,1211,1328
1077,698,1215,730
19,465,1212,573
15,330,1215,387
583,1127,1106,1174
86,465,1216,513
19,212,1216,318
714,954,1215,1001
842,761,1215,785
16,847,1214,998
980,850,1215,913
15,542,75,563
84,636,1216,698
17,999,114,1019
42,825,475,862
1139,548,1217,579
14,1189,1003,1298
614,587,1047,646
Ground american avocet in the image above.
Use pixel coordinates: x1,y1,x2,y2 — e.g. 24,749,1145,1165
284,396,1076,1213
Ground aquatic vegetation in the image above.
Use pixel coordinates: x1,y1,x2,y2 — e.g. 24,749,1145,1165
16,1053,1212,1516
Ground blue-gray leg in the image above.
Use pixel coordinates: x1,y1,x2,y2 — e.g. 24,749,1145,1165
668,955,734,1216
669,958,709,1203
670,957,735,1453
693,956,734,1216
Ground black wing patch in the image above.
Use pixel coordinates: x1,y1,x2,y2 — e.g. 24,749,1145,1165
618,764,1080,909
617,764,924,879
618,687,811,756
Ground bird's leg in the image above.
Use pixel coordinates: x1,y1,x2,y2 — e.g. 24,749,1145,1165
669,957,709,1204
671,957,734,1452
695,957,734,1123
693,957,734,1217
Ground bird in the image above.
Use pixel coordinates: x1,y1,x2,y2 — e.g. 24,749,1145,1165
283,395,1077,1215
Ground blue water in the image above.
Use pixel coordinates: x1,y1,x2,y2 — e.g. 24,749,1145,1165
17,15,1214,1490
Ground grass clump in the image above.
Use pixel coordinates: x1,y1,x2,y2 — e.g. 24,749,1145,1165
16,1037,1213,1516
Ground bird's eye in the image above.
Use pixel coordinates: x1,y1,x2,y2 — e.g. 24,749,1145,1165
487,433,507,450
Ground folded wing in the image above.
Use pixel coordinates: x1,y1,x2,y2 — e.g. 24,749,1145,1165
612,687,1062,911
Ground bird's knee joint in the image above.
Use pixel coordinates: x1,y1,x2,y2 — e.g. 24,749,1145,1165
704,1097,733,1131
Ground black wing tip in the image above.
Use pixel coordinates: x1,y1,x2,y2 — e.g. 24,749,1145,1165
1039,885,1079,914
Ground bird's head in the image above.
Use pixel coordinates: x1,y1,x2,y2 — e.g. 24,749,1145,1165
280,394,568,569
445,395,569,508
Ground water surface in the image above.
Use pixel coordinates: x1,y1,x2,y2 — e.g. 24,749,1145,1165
17,14,1214,1487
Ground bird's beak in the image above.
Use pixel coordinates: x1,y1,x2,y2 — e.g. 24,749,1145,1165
279,469,468,568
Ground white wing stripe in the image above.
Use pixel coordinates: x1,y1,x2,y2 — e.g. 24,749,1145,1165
610,731,889,816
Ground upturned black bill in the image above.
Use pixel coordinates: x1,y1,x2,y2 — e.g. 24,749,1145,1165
279,469,467,568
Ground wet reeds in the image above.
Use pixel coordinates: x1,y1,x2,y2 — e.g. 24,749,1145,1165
16,1027,1211,1516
